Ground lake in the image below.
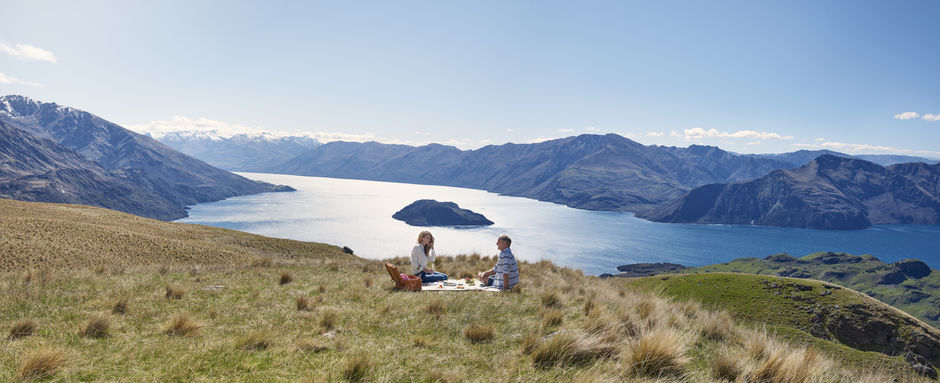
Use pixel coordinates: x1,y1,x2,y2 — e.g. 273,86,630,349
178,173,940,275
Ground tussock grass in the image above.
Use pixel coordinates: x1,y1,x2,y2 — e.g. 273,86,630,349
319,310,338,331
9,318,37,340
237,331,273,350
252,256,273,268
531,331,617,368
749,347,822,383
541,308,564,329
296,294,315,311
165,283,184,299
79,314,110,338
540,290,562,308
22,268,52,285
342,353,371,382
279,271,293,285
17,347,67,380
710,348,744,381
464,323,495,344
698,309,736,341
163,312,202,336
521,332,542,355
623,326,689,377
363,275,373,288
112,298,128,315
294,338,328,353
427,298,446,318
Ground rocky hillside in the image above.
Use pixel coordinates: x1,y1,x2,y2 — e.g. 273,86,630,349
0,95,291,220
641,155,940,229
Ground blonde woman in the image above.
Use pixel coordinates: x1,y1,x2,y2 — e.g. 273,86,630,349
411,231,448,283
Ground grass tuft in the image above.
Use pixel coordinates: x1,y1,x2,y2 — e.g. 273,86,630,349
279,271,293,285
699,309,736,341
623,326,688,377
296,294,315,311
112,299,128,315
17,347,67,380
710,348,744,381
9,318,37,340
342,353,372,382
427,298,446,318
319,310,338,331
522,332,542,355
363,275,373,288
252,256,273,268
541,308,564,329
540,291,562,308
294,338,328,353
163,312,203,337
464,323,495,344
79,314,110,338
165,283,185,299
237,331,273,350
531,331,617,368
749,347,821,383
22,268,52,285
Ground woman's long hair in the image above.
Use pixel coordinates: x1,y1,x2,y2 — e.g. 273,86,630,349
424,234,435,256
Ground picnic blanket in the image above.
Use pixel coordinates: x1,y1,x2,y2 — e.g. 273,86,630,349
422,278,500,292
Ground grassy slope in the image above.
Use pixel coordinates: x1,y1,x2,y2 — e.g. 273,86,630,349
685,252,940,328
623,273,940,373
0,198,929,382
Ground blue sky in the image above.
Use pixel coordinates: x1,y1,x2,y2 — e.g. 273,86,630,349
1,0,938,156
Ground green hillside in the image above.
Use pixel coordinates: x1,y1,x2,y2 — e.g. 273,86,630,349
0,198,932,381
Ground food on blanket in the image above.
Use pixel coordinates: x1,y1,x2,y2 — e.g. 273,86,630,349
456,285,465,289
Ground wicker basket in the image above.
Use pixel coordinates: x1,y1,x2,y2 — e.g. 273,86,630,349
385,262,422,291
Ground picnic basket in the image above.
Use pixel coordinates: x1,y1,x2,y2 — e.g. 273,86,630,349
385,262,422,291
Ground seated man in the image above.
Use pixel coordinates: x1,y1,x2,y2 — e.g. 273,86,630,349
477,234,518,291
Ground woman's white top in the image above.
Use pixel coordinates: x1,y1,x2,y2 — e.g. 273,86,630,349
409,243,436,275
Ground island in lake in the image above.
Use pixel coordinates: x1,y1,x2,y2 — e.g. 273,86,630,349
392,199,494,226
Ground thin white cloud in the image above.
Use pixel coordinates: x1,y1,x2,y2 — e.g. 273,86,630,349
506,128,514,133
0,42,57,63
646,131,664,137
923,113,940,122
623,132,638,139
682,127,793,141
584,126,598,132
894,112,920,120
0,72,41,87
526,137,558,144
558,128,574,133
669,130,682,138
793,140,940,157
814,137,826,142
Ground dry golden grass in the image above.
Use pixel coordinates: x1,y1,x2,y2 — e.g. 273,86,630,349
710,348,744,382
698,309,736,341
279,271,293,285
252,256,273,268
749,347,822,383
363,275,373,288
463,323,495,344
164,283,184,299
163,312,202,337
342,353,371,382
623,326,689,377
293,338,328,353
540,290,562,308
236,331,273,350
295,294,315,311
521,332,542,355
427,298,446,318
8,318,36,340
79,314,110,338
17,347,67,380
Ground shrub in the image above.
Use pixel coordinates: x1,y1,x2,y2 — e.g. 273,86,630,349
319,310,338,331
163,312,202,336
296,294,315,311
464,323,495,344
112,299,128,315
280,271,293,285
531,331,617,368
17,347,67,380
540,291,562,308
165,283,185,299
237,331,273,350
9,318,37,340
623,326,688,377
342,353,371,382
427,298,446,318
79,315,110,338
541,309,564,329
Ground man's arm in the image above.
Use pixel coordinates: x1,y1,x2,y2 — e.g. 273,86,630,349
502,272,510,291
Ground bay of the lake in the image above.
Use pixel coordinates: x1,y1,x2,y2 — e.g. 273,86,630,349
178,173,940,275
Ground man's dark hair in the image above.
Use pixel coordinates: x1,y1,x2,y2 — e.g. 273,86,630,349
498,234,511,247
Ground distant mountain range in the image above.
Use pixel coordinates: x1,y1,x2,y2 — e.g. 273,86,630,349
641,155,940,229
0,95,290,220
155,130,319,172
268,135,803,213
751,149,937,168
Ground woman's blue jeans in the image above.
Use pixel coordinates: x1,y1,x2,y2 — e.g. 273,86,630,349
417,270,448,283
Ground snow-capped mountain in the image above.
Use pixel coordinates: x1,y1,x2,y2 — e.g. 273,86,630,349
155,130,320,172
